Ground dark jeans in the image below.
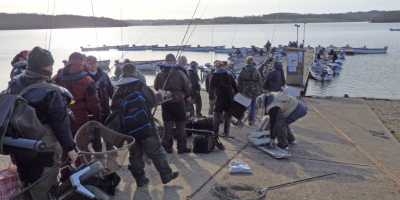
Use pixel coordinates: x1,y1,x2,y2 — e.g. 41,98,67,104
128,133,172,182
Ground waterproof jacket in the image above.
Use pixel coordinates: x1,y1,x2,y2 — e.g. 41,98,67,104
263,63,286,92
209,69,238,112
237,64,263,99
187,68,201,92
10,61,27,79
107,77,158,136
154,64,191,102
205,67,215,93
8,71,75,152
257,58,274,78
87,67,115,122
52,60,102,125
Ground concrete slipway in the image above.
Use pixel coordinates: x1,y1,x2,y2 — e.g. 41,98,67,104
1,93,399,199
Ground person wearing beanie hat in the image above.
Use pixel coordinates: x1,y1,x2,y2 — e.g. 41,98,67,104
108,63,179,187
187,61,202,117
154,53,192,154
7,46,78,200
119,59,147,84
52,51,102,181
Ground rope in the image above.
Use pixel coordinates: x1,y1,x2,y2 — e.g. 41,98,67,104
176,0,202,58
90,0,101,61
304,99,400,186
179,0,213,57
271,0,282,45
47,0,57,50
186,142,250,200
231,22,238,47
44,0,51,49
120,7,124,61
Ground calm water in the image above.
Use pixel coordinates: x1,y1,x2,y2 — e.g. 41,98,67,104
0,22,399,99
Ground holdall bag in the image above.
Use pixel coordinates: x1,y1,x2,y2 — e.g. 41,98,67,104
192,134,215,153
230,93,252,120
0,162,20,200
192,116,213,130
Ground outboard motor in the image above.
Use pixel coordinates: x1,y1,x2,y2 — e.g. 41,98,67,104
321,69,328,78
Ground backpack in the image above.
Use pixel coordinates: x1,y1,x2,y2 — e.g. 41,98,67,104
192,134,215,154
120,82,153,140
242,69,263,99
0,82,74,154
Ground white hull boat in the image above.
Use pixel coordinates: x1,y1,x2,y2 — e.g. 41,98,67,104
152,45,181,50
183,46,209,52
81,46,109,51
351,47,388,54
390,28,400,31
309,63,333,81
97,60,111,71
107,44,129,49
131,60,164,70
215,47,245,54
118,45,146,51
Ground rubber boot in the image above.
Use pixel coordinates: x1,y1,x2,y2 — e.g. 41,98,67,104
162,171,180,184
134,174,149,187
223,115,234,138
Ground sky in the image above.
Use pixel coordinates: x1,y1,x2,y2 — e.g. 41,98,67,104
0,0,398,20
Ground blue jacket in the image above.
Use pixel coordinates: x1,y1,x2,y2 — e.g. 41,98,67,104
264,63,286,92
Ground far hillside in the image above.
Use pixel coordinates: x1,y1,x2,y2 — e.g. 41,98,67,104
371,11,400,23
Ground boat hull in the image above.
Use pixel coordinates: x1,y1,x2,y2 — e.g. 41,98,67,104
81,46,109,51
152,46,180,51
183,47,209,52
108,45,128,49
97,60,111,71
118,46,146,51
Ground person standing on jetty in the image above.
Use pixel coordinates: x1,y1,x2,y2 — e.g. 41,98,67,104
227,61,237,79
154,54,192,154
265,92,308,150
209,60,238,137
187,61,203,117
264,60,286,92
52,52,102,180
86,55,115,123
237,56,263,126
205,60,217,116
7,46,78,200
108,63,179,187
266,40,272,53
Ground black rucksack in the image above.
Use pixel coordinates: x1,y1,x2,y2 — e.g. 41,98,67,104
192,133,215,154
120,82,153,140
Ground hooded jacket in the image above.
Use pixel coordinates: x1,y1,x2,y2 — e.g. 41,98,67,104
237,64,263,99
52,60,102,124
154,63,191,102
87,67,115,122
264,63,286,92
187,68,201,92
209,68,238,112
205,67,215,93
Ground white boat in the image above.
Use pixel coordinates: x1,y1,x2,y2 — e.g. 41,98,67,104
97,60,111,71
183,46,210,52
144,45,158,50
209,45,225,51
130,59,164,70
80,46,109,51
340,45,388,54
117,45,146,51
107,44,129,49
336,50,346,59
152,45,181,51
309,63,333,81
390,28,400,31
215,47,245,53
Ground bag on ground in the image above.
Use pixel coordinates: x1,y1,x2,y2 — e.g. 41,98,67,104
0,163,20,200
192,134,215,153
229,160,252,174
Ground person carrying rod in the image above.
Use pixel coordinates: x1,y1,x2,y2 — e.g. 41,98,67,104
7,46,78,200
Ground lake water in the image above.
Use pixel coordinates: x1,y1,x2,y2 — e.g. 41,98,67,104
1,22,399,99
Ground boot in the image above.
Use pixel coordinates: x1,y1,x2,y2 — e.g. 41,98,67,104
162,139,173,154
162,171,180,184
178,147,191,154
134,174,149,187
212,112,222,136
222,115,234,138
163,120,174,153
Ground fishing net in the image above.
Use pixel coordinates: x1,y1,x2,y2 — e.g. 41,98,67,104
213,184,267,200
74,121,135,177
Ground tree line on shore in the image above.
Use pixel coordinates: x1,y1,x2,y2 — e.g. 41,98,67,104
371,11,400,23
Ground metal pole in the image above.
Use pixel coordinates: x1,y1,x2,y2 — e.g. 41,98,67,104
303,22,306,45
296,26,298,48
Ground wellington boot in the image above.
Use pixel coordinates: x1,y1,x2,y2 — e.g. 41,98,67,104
135,174,150,187
162,171,180,184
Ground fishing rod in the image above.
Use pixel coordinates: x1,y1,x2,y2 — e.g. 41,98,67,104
178,0,213,58
175,0,202,58
210,14,214,64
44,0,51,49
271,0,283,45
90,0,102,61
120,7,124,61
231,20,238,47
48,0,57,50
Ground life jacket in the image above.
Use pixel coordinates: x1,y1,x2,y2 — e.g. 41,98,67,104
266,92,298,118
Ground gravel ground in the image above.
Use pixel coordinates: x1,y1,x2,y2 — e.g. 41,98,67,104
364,99,400,142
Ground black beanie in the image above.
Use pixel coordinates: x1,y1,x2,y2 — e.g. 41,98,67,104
26,46,54,77
122,63,136,77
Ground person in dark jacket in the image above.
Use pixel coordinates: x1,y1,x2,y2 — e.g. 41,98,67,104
187,61,203,117
209,60,239,137
86,55,115,122
10,50,29,78
266,40,272,53
263,61,286,92
109,63,179,187
7,46,78,200
328,49,338,62
154,53,192,154
257,54,274,79
123,59,147,84
205,60,217,116
11,50,28,66
265,92,307,150
52,52,102,180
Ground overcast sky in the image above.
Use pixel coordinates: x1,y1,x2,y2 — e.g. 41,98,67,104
1,0,397,20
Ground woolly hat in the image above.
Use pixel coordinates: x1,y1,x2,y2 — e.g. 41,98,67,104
165,53,176,62
26,46,54,77
122,63,136,77
190,61,198,69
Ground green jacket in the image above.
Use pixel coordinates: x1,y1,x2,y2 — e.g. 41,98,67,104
237,64,263,99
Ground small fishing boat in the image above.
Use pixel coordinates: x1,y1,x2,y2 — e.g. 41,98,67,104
390,28,400,31
335,50,346,59
209,45,225,51
117,45,146,51
130,59,164,70
309,63,333,81
107,44,129,49
80,46,109,51
340,45,388,54
144,45,158,50
215,47,245,54
152,45,181,51
329,63,342,74
97,60,111,71
183,46,210,52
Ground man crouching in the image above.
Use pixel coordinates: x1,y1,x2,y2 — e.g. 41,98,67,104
106,63,179,187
